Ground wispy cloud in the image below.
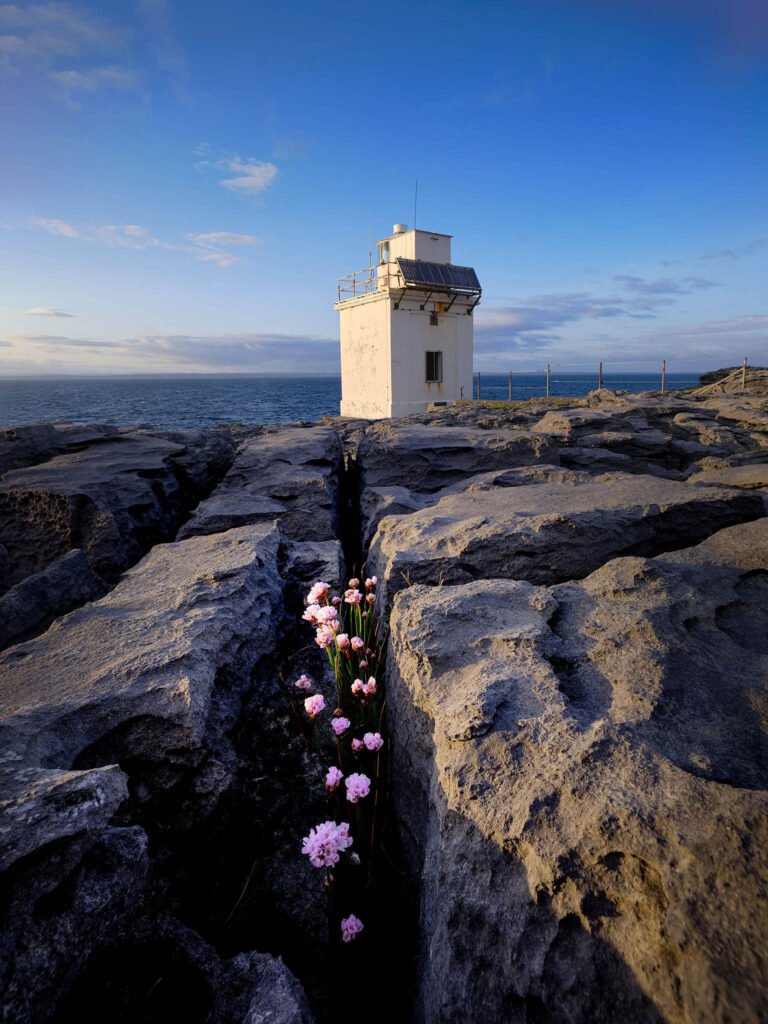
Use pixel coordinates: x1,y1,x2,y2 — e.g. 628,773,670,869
29,216,259,268
195,147,279,195
702,238,768,261
614,274,718,296
0,2,139,106
10,331,340,372
34,217,80,238
25,307,76,317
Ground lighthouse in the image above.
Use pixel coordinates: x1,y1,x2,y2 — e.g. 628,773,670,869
335,224,481,419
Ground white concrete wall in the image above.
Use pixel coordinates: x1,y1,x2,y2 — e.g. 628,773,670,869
389,297,473,417
339,294,392,418
385,229,452,264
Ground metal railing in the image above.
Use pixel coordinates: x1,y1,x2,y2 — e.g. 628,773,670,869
337,262,402,301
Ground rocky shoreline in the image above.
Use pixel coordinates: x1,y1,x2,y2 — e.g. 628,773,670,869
1,386,767,1023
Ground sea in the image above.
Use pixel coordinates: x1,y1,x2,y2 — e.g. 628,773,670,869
0,372,701,430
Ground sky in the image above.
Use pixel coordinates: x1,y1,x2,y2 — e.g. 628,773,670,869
0,0,766,376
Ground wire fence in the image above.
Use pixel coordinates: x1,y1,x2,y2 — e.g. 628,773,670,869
471,357,753,401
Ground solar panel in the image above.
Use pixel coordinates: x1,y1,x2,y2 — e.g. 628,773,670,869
397,258,481,294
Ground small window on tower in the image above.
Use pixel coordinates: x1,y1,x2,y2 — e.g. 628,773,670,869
429,311,438,326
425,350,443,383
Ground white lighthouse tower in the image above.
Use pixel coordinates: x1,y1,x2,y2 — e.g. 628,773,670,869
335,224,481,419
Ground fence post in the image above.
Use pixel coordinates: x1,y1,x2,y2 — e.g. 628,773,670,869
742,355,748,390
508,371,513,401
546,363,551,398
661,359,666,394
598,361,603,390
477,372,481,400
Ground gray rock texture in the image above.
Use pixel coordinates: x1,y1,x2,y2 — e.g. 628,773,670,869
0,548,107,650
357,422,560,492
368,471,764,609
385,519,768,1024
178,425,343,542
0,429,234,593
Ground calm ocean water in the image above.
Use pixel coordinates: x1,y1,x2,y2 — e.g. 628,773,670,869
0,373,700,430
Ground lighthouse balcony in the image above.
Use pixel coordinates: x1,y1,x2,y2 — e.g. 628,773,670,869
337,258,481,308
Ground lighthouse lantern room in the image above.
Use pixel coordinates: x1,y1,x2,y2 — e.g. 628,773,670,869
335,224,481,419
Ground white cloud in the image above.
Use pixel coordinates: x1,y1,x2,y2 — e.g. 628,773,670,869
30,216,259,268
188,231,261,247
196,150,279,195
48,63,139,94
25,307,76,317
33,217,80,238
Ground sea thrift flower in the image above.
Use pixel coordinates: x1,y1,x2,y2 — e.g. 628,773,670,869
301,820,353,868
351,739,364,753
363,678,377,697
315,605,338,625
302,604,321,623
307,581,330,605
315,626,336,649
363,732,384,752
341,914,364,943
344,588,363,605
331,716,351,737
350,852,361,866
325,766,343,792
348,578,360,588
304,694,326,718
365,576,377,589
351,679,364,696
359,660,368,670
345,773,371,803
366,593,376,605
336,633,350,650
294,674,313,691
351,636,365,652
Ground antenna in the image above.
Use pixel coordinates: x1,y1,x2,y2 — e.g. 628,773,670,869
414,179,418,229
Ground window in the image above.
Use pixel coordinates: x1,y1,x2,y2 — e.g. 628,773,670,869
378,240,390,264
429,311,439,326
425,350,443,383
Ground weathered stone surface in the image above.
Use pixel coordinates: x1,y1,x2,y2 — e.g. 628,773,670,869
686,461,768,495
357,422,560,492
0,422,121,476
368,472,764,609
0,549,107,650
221,951,315,1024
0,430,233,593
0,523,283,773
178,426,343,542
386,519,768,1024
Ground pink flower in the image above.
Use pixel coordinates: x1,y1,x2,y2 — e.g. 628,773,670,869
365,576,377,589
315,626,336,649
331,716,351,737
341,913,364,943
344,588,363,605
366,593,375,605
350,636,365,652
351,739,364,753
348,577,360,588
304,694,326,718
351,679,364,696
315,605,338,625
294,674,313,691
302,604,321,623
325,766,343,792
301,820,353,868
363,677,377,697
336,633,350,650
363,732,384,752
331,595,342,606
345,773,371,803
359,660,368,670
307,581,330,605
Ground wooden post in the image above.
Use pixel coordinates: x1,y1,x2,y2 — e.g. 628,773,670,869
742,354,748,390
598,361,603,390
476,372,481,400
508,371,513,401
546,363,551,398
661,359,666,394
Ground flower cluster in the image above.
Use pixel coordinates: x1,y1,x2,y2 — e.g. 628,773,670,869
293,574,384,945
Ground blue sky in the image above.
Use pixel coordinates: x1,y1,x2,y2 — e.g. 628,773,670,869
1,0,766,375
